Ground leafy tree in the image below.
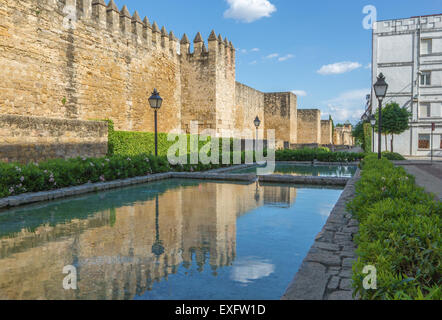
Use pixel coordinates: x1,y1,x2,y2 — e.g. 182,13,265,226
352,121,365,146
382,102,411,152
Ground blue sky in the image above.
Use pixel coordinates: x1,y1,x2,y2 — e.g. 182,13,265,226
113,0,441,124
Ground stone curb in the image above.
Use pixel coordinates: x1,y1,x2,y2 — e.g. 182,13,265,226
281,168,361,301
171,172,256,182
206,163,257,173
0,172,173,210
259,175,350,186
276,161,360,166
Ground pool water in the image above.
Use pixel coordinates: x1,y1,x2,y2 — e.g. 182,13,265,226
230,164,357,178
0,179,342,300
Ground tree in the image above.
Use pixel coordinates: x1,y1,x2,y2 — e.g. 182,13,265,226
375,102,411,152
352,121,365,146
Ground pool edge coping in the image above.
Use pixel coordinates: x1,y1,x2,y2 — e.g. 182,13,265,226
281,168,361,301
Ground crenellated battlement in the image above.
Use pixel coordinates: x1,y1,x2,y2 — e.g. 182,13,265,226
58,0,235,63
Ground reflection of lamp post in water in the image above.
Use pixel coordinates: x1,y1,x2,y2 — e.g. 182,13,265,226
151,194,164,258
254,180,260,202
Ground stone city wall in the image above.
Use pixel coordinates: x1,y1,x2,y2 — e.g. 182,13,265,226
321,120,333,145
297,109,321,144
234,82,265,135
0,114,108,163
264,92,298,145
334,125,353,146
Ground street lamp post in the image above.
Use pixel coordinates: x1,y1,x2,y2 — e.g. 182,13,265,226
370,115,376,153
254,116,261,152
148,88,163,157
373,73,388,160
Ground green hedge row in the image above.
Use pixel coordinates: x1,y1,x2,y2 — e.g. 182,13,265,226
275,148,365,162
0,154,231,198
347,154,441,300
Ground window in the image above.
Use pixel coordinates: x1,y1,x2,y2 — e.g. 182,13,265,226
432,104,442,117
421,39,432,55
419,134,430,149
420,71,431,86
420,103,431,118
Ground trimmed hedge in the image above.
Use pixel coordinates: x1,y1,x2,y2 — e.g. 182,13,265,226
347,154,441,300
275,148,365,162
381,151,406,161
0,153,234,198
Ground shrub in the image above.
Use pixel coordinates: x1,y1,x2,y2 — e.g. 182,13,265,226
347,155,441,300
275,148,364,162
381,151,406,161
0,153,229,198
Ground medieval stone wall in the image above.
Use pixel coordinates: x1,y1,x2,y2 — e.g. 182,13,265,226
334,125,353,146
321,120,333,145
264,92,297,144
0,0,338,160
0,114,108,163
0,0,184,133
234,82,265,135
297,109,321,144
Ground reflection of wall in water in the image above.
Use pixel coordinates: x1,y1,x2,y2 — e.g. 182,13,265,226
0,182,265,300
263,185,297,208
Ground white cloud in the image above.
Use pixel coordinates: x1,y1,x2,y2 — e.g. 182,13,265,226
266,53,279,59
224,0,277,23
251,48,260,52
317,61,362,75
249,60,258,65
365,63,372,69
322,88,369,123
291,90,307,97
278,54,294,62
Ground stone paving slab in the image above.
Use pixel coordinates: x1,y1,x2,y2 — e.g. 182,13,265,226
281,169,361,301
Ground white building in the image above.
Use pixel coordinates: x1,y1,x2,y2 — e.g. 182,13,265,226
370,14,442,157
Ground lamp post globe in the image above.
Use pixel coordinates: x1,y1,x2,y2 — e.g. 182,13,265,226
149,89,163,156
254,116,261,153
254,116,261,129
373,73,388,159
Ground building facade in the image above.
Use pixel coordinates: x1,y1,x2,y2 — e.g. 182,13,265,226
371,14,442,157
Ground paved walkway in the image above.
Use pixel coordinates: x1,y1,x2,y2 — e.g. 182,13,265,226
395,161,442,201
282,170,360,300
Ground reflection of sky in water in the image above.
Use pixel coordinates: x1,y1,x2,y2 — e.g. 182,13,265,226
0,179,342,300
230,257,275,284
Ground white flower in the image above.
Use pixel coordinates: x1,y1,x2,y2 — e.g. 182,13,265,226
20,176,24,182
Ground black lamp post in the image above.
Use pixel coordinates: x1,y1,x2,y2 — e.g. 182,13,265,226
370,115,376,153
148,89,163,156
373,73,388,160
254,116,261,152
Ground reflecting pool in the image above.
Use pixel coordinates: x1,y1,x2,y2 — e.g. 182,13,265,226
0,179,342,300
230,164,357,177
